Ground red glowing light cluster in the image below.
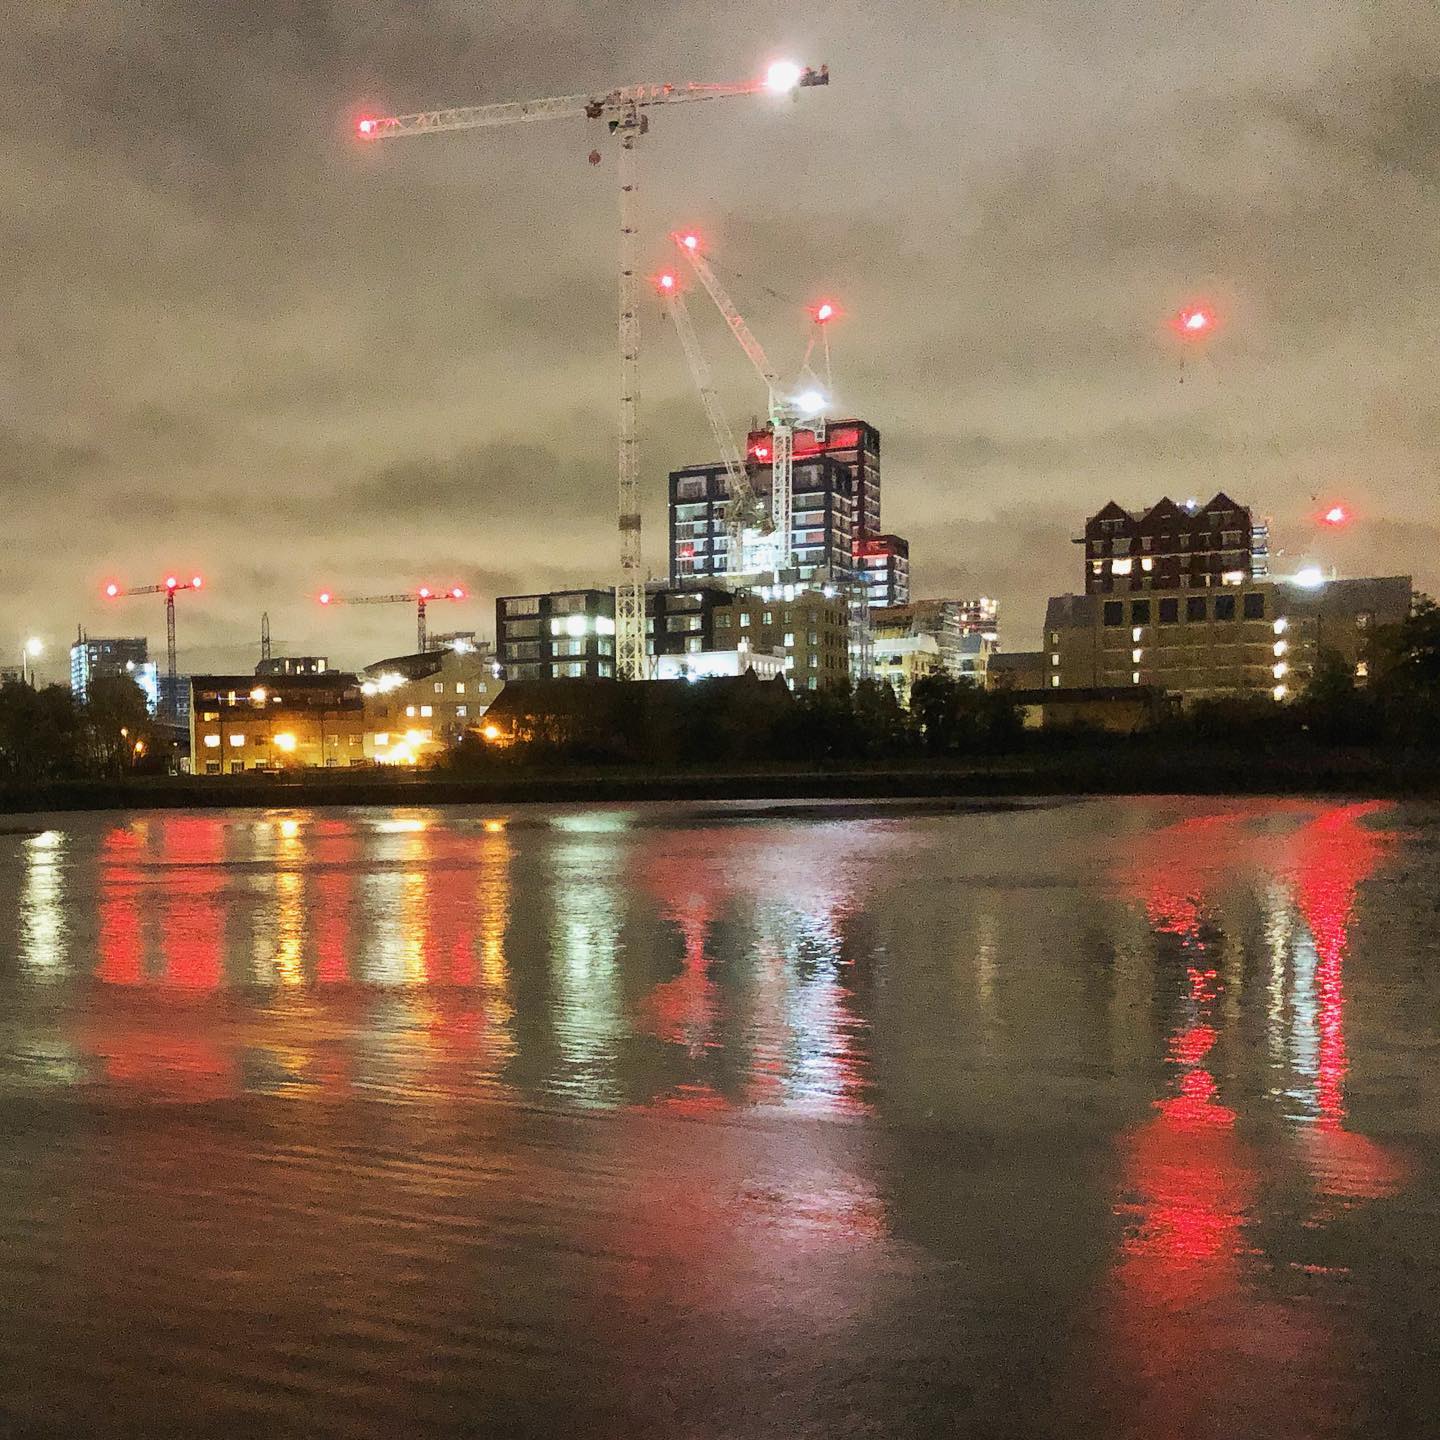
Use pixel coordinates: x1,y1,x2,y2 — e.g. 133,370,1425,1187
319,591,332,605
657,272,676,292
1173,305,1215,338
810,300,838,324
1320,504,1350,528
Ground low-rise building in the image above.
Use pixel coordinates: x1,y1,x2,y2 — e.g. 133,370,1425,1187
872,597,999,678
871,624,941,708
1008,685,1173,734
1043,574,1411,704
189,674,365,773
360,648,505,764
711,585,851,691
255,655,331,677
654,646,787,682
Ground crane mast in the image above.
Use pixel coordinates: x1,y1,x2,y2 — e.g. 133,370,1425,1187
659,280,768,578
357,61,829,678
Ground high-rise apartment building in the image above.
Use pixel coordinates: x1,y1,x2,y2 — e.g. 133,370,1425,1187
1076,492,1270,595
69,633,158,711
669,454,857,588
856,535,910,609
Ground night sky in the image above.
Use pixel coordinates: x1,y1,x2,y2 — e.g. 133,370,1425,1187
6,1,1437,677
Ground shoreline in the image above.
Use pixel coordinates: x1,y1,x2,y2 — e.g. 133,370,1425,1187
4,748,1439,814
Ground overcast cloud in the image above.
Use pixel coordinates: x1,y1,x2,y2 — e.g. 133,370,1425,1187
4,0,1437,673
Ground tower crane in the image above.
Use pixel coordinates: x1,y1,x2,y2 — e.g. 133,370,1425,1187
354,59,829,680
103,573,204,721
655,271,770,579
317,585,466,654
672,231,831,577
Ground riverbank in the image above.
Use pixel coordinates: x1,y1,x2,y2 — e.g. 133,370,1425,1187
5,744,1440,813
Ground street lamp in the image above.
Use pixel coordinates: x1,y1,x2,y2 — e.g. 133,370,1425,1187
21,637,42,687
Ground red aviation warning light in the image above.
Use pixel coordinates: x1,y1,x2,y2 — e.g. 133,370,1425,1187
1174,305,1215,338
319,591,332,605
1321,504,1350,527
104,582,119,598
680,233,700,252
449,586,465,600
657,272,676,292
191,575,203,590
811,300,837,324
418,586,432,600
165,576,178,590
357,117,380,137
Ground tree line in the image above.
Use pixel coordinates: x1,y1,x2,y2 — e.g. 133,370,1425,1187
0,675,161,784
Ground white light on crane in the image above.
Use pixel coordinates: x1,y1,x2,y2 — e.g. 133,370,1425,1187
793,389,828,417
765,61,805,93
1293,567,1326,589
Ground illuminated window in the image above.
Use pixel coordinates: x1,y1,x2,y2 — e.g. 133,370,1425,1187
1355,661,1369,679
1051,653,1060,666
434,682,444,694
375,732,390,746
1112,558,1133,575
1132,626,1143,642
420,705,433,718
739,613,751,628
1274,616,1288,635
1050,674,1060,688
1132,648,1143,663
1273,684,1288,701
762,611,773,624
202,710,219,722
405,705,416,717
1140,557,1154,572
454,682,465,695
456,705,469,718
228,734,245,748
1274,640,1288,657
1131,671,1141,685
784,633,795,647
203,734,220,748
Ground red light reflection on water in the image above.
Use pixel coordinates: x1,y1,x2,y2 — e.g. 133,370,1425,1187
98,826,145,986
161,816,224,990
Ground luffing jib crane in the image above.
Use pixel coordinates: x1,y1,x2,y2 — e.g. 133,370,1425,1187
355,59,829,679
318,586,466,654
103,574,204,721
655,271,770,579
672,231,831,578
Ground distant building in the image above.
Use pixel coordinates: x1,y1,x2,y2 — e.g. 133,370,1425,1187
711,584,851,691
857,534,910,609
1076,492,1269,595
871,627,941,709
255,656,331,677
1043,574,1411,704
189,673,365,773
496,589,616,681
0,664,24,687
360,648,505,764
670,452,857,588
654,647,787,683
872,597,999,679
496,584,740,682
70,634,155,707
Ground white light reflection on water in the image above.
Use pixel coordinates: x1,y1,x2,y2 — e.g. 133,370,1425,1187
19,830,66,974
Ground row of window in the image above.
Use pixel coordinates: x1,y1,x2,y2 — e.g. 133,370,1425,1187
1103,594,1267,626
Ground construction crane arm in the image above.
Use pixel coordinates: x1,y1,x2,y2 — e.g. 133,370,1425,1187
672,234,780,396
359,68,828,140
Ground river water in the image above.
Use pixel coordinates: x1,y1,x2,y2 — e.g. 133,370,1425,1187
0,797,1438,1437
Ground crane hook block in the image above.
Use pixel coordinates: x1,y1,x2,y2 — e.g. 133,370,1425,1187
584,100,604,119
588,149,602,166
